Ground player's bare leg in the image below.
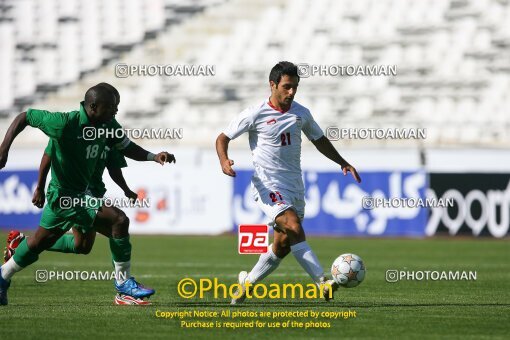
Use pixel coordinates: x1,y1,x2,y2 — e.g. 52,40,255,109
26,227,69,252
93,205,132,283
94,206,129,238
272,227,336,300
275,208,324,284
94,216,153,305
272,227,291,258
274,209,337,301
94,224,112,238
93,205,153,305
43,220,115,255
71,228,96,254
3,207,151,306
0,226,67,305
6,227,97,258
232,208,313,305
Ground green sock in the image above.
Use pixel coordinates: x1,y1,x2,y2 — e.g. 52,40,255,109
47,234,77,254
109,236,132,262
13,238,39,268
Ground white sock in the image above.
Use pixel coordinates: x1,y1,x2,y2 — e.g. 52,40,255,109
113,261,131,284
291,241,324,284
1,258,23,281
246,245,282,284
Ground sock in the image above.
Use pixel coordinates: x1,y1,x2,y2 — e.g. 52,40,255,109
113,261,131,284
110,237,132,284
246,245,282,284
12,238,40,268
291,241,324,284
47,234,77,253
109,236,132,262
1,258,23,281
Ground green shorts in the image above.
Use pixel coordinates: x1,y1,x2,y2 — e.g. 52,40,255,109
40,187,99,234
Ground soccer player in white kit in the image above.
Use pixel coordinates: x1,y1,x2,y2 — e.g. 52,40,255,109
216,61,361,304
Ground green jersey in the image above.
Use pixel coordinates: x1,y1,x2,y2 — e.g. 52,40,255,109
44,140,128,198
27,102,130,195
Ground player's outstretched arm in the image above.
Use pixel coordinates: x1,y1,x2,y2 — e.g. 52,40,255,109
107,166,137,201
311,136,361,183
0,112,28,169
32,153,51,208
215,133,236,177
121,142,176,165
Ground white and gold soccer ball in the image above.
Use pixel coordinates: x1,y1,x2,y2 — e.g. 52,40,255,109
331,253,366,288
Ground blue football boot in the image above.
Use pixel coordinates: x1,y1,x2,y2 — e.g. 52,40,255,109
115,277,155,299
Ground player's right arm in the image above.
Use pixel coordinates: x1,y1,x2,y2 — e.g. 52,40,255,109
216,133,236,177
216,107,255,177
1,109,67,170
0,112,28,169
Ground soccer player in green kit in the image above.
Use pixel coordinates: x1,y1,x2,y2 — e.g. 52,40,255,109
0,84,176,305
5,83,145,304
29,83,138,255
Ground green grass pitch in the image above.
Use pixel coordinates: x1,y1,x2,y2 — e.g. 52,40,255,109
0,233,508,339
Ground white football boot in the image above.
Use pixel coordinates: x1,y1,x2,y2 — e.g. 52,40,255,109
231,271,250,305
320,277,339,301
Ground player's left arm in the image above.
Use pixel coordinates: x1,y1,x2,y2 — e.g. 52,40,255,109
120,142,176,165
107,166,137,201
107,119,175,165
32,152,51,208
311,136,361,183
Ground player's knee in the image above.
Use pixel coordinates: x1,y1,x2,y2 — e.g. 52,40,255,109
277,210,302,235
112,210,130,238
283,219,302,238
116,211,130,228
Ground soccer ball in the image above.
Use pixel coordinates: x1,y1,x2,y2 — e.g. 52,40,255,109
331,253,366,288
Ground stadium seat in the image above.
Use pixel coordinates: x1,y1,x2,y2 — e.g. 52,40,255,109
0,20,15,113
0,0,508,147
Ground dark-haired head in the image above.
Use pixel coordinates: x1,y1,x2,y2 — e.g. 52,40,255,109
96,82,120,105
269,61,300,87
84,85,118,124
269,61,299,110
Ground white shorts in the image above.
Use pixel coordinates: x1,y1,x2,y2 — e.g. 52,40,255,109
251,182,305,227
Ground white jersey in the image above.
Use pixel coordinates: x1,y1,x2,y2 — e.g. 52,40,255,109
224,99,324,194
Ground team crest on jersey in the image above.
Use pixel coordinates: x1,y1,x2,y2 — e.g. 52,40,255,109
266,118,277,125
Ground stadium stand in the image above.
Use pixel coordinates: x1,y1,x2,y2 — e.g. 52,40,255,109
0,0,509,147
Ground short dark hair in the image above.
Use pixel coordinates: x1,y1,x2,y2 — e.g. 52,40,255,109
96,82,120,104
84,85,115,106
269,61,299,86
